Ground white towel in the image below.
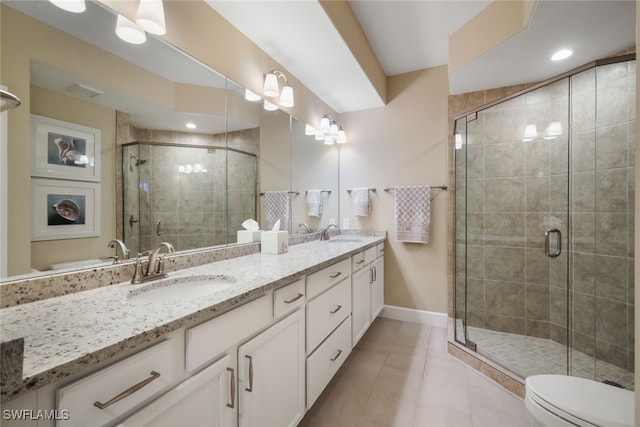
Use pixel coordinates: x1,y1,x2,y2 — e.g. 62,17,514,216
263,191,290,231
306,189,323,217
350,188,371,217
395,185,431,244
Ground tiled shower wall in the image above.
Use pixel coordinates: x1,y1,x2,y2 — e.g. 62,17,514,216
455,60,635,373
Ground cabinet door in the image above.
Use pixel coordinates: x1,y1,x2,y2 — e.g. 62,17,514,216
117,354,236,427
351,266,371,346
238,310,305,427
371,257,384,321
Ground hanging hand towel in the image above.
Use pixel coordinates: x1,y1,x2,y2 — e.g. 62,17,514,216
263,191,290,231
306,189,323,217
351,188,371,217
395,185,431,244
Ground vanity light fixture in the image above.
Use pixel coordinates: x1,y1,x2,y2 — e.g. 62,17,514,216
136,0,166,35
551,49,573,61
48,0,86,13
312,114,346,145
262,70,294,108
115,14,147,44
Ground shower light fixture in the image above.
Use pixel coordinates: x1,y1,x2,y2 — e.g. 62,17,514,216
311,115,346,145
262,70,294,108
551,49,573,61
48,0,86,13
115,14,147,44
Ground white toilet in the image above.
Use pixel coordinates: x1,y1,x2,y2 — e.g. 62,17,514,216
525,375,634,427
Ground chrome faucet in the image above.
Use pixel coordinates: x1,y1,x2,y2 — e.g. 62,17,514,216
131,242,175,284
320,224,337,241
107,239,129,262
298,223,311,234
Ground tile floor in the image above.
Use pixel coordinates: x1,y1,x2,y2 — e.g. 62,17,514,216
299,317,530,427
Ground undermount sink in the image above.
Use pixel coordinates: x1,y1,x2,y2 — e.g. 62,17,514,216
128,274,235,303
327,238,363,243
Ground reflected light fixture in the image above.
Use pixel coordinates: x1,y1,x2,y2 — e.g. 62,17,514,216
311,115,346,145
522,124,538,142
455,133,463,150
551,49,573,61
116,14,147,44
263,70,294,108
263,99,279,111
245,89,262,102
136,0,166,35
48,0,86,13
544,121,562,139
305,124,316,136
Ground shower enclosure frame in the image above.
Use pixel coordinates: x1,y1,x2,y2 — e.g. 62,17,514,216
448,53,636,395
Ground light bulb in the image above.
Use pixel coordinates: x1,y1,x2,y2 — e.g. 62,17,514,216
551,49,573,61
279,84,294,108
116,14,146,45
263,73,279,97
319,117,330,132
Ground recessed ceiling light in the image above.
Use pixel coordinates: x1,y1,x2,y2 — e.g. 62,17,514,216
185,122,196,129
551,49,573,61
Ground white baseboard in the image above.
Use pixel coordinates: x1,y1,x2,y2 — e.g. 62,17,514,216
380,305,447,328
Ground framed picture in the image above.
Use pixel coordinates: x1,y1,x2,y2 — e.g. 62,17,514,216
31,178,100,241
31,114,101,182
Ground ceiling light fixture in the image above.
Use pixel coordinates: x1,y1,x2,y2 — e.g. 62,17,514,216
311,115,346,145
48,0,86,13
262,70,294,108
115,14,147,44
136,0,166,35
185,122,196,129
551,49,573,61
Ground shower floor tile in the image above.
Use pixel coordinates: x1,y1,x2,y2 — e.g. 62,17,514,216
464,325,635,390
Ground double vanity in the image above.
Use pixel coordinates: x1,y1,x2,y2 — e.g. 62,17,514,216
1,231,385,427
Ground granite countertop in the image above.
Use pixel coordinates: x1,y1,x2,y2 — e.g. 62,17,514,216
0,234,384,401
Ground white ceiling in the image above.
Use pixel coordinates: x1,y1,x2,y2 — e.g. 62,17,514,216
208,0,636,112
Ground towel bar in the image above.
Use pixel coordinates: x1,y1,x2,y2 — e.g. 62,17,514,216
384,185,447,191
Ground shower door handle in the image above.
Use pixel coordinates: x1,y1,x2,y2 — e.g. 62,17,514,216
544,228,562,258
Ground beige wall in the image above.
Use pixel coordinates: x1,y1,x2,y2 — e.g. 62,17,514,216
339,65,450,313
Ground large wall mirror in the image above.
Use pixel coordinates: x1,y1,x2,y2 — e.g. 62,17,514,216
1,0,340,282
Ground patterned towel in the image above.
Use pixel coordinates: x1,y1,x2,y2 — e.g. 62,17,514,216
351,188,371,217
263,191,290,231
395,185,431,244
306,189,323,217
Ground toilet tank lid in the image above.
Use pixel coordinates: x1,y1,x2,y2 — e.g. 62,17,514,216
526,375,634,427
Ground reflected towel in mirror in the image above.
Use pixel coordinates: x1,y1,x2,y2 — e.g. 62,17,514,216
351,188,371,217
306,189,323,217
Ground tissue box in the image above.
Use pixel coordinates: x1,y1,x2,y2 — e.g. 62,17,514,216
237,230,262,244
261,231,288,254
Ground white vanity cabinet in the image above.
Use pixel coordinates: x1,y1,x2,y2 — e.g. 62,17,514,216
238,309,305,427
351,243,385,346
117,354,235,427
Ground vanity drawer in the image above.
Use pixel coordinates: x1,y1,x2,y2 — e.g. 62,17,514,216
57,340,176,427
306,278,351,354
186,295,271,373
306,258,351,299
377,242,385,258
273,278,305,318
306,316,352,408
351,251,366,272
364,247,377,265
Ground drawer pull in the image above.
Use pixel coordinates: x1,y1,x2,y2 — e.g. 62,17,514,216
226,368,235,409
355,260,365,265
329,271,342,279
245,355,253,392
94,371,161,410
373,266,377,282
284,293,304,304
329,305,342,314
330,349,343,362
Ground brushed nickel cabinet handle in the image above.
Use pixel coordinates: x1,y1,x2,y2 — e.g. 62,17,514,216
355,260,365,265
284,293,304,304
94,371,161,410
329,271,342,279
329,305,342,314
245,355,253,392
373,266,377,282
226,367,235,408
330,349,343,362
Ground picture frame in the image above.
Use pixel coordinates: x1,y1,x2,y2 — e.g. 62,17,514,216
31,178,100,241
31,114,101,182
